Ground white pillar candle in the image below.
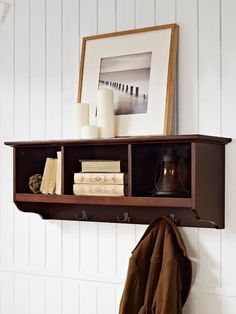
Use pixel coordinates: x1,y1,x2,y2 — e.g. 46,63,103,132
73,103,89,138
81,125,99,139
97,89,115,138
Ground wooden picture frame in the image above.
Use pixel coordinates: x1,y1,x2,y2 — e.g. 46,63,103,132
77,24,178,136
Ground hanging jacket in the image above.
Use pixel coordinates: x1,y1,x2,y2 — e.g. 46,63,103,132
119,216,192,314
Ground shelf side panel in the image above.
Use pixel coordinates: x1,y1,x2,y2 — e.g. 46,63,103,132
192,142,225,228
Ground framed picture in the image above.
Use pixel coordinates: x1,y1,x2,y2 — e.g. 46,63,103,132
77,24,178,136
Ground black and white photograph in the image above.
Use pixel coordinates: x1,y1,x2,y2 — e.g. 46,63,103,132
78,25,177,136
98,52,152,115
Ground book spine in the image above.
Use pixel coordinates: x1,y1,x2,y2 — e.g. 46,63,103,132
55,151,62,194
81,161,120,173
74,173,124,185
73,184,124,196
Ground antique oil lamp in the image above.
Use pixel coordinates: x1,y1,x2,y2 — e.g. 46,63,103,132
152,147,190,197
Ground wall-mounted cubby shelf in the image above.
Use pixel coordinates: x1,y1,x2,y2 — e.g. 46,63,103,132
5,134,231,228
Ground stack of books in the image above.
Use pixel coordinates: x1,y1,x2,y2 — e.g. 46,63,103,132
40,152,61,194
73,160,125,196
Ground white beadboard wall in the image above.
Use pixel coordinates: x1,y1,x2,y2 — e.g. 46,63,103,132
0,0,236,313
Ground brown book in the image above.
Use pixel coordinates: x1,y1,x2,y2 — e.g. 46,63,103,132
74,172,125,185
73,183,124,196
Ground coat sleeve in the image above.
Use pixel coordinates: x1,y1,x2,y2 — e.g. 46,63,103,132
119,258,146,314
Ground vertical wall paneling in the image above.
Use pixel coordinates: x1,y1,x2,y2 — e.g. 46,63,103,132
116,0,135,31
80,0,98,39
14,275,29,314
221,0,236,291
62,281,79,314
198,0,221,135
97,285,116,314
221,297,236,314
79,283,97,314
14,0,30,267
155,0,176,25
115,285,123,313
45,0,62,139
135,0,155,27
98,0,116,34
198,295,220,314
45,279,62,314
221,142,236,289
14,0,30,140
29,277,45,314
221,0,236,138
98,223,116,277
45,221,62,271
0,0,15,267
0,273,14,314
29,0,46,140
179,227,199,286
198,229,221,288
62,0,79,139
62,221,80,273
117,224,135,277
176,0,198,134
29,214,46,269
80,222,98,275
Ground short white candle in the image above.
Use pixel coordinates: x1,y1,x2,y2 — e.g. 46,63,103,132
73,103,89,138
81,125,99,139
97,89,115,138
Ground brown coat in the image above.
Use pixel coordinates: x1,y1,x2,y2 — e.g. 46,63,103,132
119,217,192,314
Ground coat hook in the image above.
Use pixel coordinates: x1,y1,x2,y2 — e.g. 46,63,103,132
169,213,180,225
75,210,88,221
117,212,131,223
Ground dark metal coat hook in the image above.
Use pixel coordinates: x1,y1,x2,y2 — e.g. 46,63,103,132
169,213,180,225
75,210,88,221
117,212,131,223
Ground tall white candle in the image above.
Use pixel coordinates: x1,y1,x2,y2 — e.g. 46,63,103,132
97,89,115,138
73,103,89,138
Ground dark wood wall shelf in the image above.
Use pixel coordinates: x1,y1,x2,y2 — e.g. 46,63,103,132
5,135,231,228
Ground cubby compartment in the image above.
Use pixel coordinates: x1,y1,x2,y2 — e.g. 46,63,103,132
63,144,128,195
5,135,231,228
131,143,191,197
15,145,61,193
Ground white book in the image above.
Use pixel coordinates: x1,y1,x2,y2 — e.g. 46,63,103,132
40,158,56,194
73,183,124,196
55,151,62,194
74,172,125,185
80,160,121,173
48,159,57,194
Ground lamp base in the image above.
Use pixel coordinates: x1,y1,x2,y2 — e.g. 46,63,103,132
152,190,190,197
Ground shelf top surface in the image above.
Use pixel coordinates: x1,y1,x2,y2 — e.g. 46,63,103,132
5,134,231,147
